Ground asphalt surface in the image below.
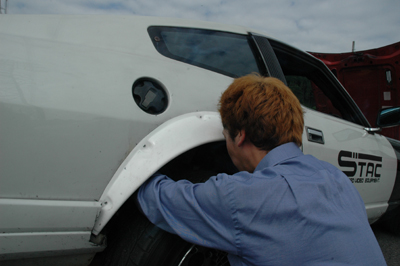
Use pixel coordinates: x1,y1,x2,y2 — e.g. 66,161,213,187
372,223,400,266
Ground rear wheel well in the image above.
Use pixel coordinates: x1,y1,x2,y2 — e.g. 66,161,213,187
91,141,235,265
107,140,237,225
159,141,237,182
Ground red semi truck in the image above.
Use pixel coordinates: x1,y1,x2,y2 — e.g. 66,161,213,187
310,42,400,140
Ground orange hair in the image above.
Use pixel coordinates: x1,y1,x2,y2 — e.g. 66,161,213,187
218,74,304,151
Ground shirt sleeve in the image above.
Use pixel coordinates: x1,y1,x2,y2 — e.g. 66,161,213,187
136,172,239,254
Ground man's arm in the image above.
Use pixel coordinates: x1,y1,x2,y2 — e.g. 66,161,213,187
136,173,238,254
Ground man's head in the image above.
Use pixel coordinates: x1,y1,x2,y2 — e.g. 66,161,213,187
218,74,304,152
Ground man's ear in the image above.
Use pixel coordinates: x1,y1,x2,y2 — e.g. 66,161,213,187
236,129,246,147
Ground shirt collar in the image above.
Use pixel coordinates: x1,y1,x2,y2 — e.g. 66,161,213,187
254,142,303,172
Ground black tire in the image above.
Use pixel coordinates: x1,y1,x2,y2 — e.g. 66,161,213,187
94,209,229,266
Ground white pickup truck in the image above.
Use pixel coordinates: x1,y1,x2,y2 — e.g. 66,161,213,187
1,15,399,266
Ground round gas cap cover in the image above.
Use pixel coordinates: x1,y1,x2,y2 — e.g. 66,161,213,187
132,78,168,115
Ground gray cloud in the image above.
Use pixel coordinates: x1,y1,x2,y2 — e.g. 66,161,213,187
4,0,400,52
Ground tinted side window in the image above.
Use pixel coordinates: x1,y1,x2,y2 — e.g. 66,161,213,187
270,39,368,126
148,27,261,78
285,75,343,119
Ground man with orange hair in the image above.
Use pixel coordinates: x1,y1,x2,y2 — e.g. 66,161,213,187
218,74,304,172
137,74,386,265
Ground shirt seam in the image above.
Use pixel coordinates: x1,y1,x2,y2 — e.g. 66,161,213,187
226,177,243,257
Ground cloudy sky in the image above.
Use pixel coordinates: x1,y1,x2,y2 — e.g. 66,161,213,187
2,0,399,53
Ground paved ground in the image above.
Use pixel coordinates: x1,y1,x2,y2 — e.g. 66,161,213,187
90,223,400,266
372,223,400,266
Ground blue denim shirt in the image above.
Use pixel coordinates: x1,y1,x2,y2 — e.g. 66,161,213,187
137,142,386,266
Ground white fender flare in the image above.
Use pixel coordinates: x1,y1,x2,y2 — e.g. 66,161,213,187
92,111,224,234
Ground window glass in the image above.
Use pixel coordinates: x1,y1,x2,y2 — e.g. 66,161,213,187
148,27,260,78
285,75,316,110
285,75,343,119
270,40,366,125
